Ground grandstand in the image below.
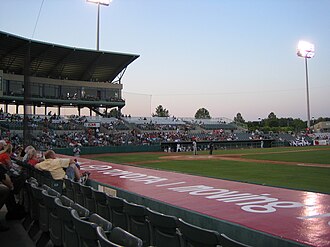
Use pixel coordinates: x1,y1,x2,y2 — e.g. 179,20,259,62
0,30,139,146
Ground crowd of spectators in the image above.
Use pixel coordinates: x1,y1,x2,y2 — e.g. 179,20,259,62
0,112,328,150
0,138,83,232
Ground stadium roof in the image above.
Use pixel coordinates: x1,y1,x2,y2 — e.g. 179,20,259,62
0,30,139,82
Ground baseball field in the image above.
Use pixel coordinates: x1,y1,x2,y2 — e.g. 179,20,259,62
84,145,330,194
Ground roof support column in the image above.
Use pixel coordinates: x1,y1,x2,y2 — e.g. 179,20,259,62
23,42,32,147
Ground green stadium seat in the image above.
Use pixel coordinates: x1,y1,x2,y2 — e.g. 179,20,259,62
97,226,143,247
178,218,221,247
107,195,128,230
80,183,96,212
93,189,110,220
71,180,84,206
219,233,252,247
64,178,75,201
124,201,151,246
146,207,183,247
71,209,112,247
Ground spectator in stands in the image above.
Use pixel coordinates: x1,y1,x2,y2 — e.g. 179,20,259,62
21,145,36,162
35,150,80,181
0,143,14,170
26,148,39,166
0,143,26,198
0,164,25,221
0,140,7,151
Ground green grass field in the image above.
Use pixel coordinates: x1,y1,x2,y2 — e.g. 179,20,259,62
89,146,330,194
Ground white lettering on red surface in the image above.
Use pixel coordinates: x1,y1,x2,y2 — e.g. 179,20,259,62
81,164,307,214
168,185,305,213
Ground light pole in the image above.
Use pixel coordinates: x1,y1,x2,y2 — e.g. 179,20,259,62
297,40,315,129
86,0,111,51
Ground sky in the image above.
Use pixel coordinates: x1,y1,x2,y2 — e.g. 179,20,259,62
0,0,329,121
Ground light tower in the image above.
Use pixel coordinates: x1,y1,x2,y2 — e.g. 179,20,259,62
297,40,315,129
86,0,112,51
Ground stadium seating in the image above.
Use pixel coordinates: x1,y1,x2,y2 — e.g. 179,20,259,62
219,233,252,247
22,178,38,231
146,207,183,247
107,195,128,230
55,198,89,247
93,189,110,220
178,218,221,247
80,183,96,212
97,226,143,247
124,201,151,246
70,209,112,247
71,180,85,206
29,183,45,242
40,187,61,247
64,178,75,201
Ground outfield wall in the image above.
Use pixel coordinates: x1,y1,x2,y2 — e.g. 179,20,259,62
54,139,281,155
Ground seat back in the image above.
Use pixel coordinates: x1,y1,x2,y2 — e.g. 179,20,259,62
43,170,63,194
96,226,122,247
219,233,252,247
24,178,38,219
93,190,110,220
31,183,49,232
54,198,89,247
124,201,150,246
89,213,113,232
80,184,96,212
147,208,182,247
41,189,59,211
64,178,75,200
59,195,74,207
71,202,90,218
71,180,84,205
107,196,128,230
178,218,221,247
71,209,99,247
43,184,61,197
109,227,143,247
41,189,61,246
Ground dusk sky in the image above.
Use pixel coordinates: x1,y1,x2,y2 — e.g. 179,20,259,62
0,0,329,121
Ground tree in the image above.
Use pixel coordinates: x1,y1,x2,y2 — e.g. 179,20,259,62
292,118,306,133
234,112,245,123
109,108,119,117
267,112,279,127
103,108,119,117
268,112,277,119
153,105,169,117
195,108,211,119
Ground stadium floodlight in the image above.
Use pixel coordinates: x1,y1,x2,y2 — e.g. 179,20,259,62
86,0,112,51
297,40,315,129
87,0,111,6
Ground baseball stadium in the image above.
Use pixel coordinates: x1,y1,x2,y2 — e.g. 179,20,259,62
0,13,330,247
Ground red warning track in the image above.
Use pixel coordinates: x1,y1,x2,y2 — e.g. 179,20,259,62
77,156,330,247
